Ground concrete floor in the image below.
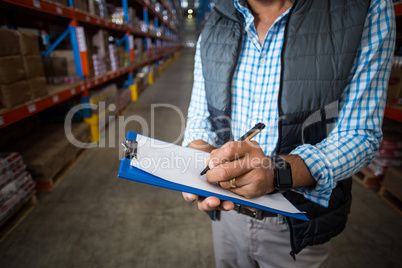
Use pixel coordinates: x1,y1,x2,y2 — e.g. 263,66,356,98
0,49,401,268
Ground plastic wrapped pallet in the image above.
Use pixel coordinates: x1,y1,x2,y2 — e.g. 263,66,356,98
0,171,32,203
10,123,90,182
0,151,35,222
0,178,35,222
0,152,25,187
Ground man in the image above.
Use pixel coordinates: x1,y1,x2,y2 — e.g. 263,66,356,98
182,0,395,266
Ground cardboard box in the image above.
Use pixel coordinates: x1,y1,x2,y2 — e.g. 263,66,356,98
43,50,76,76
23,55,45,79
387,68,402,104
0,28,20,56
382,167,402,198
51,0,68,6
0,56,26,84
28,77,47,99
18,31,40,56
75,0,89,12
0,80,31,108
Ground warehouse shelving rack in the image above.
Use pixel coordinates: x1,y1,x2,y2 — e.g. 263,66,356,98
0,0,183,129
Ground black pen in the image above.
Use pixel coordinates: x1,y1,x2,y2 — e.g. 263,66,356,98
200,122,266,176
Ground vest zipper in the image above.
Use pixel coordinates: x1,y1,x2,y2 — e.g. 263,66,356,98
285,216,297,261
276,0,297,155
278,1,298,259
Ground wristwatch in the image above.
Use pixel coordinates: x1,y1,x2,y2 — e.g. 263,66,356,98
273,156,293,191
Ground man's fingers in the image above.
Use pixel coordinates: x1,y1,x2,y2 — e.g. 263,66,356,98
197,197,235,211
197,196,221,211
220,200,235,211
182,192,199,202
207,141,256,168
206,156,255,183
183,193,235,212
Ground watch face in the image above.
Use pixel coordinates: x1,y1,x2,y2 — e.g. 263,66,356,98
278,168,292,186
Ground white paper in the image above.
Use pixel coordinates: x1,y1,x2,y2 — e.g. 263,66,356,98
130,134,302,215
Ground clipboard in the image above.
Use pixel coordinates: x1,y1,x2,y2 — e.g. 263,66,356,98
118,131,308,221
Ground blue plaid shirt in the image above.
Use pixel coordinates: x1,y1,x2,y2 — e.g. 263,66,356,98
183,0,396,207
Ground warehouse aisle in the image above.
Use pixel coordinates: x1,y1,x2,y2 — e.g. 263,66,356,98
0,48,215,267
1,48,401,268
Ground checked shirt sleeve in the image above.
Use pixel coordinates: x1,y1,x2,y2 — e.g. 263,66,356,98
182,36,218,148
290,0,396,207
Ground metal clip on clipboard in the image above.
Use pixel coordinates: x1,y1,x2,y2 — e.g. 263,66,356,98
121,139,138,159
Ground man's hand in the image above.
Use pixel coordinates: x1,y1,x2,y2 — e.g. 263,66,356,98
206,141,275,199
182,140,317,212
182,140,276,212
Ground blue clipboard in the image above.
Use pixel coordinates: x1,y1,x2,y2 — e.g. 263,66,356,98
118,132,308,221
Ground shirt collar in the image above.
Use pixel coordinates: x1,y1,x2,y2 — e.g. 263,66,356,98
234,0,292,30
234,0,254,28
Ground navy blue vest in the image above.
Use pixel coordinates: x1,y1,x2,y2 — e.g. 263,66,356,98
200,0,370,256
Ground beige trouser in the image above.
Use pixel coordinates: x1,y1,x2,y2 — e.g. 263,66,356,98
212,210,330,268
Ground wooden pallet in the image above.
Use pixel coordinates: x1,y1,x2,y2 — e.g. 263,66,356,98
378,185,402,215
0,191,38,243
352,167,383,188
35,147,88,193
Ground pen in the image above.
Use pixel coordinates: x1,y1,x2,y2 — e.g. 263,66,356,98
200,122,266,175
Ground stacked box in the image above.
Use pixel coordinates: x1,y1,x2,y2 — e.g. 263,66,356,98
382,167,402,199
0,56,26,84
0,28,48,108
74,0,89,13
91,30,110,76
43,50,77,77
0,152,35,222
139,21,148,33
387,68,402,103
89,0,108,18
0,29,29,108
0,28,21,57
109,45,120,71
111,8,125,25
387,68,402,106
155,3,162,13
48,0,68,6
109,6,135,28
116,47,127,68
92,54,108,77
19,31,47,100
118,87,131,111
134,38,143,62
